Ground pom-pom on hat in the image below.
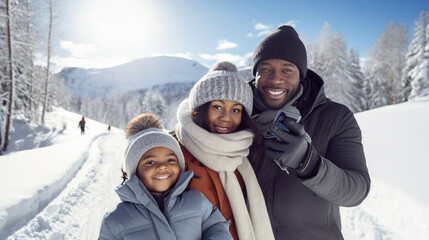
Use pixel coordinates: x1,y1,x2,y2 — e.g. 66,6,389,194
123,113,185,178
189,61,253,115
252,25,307,80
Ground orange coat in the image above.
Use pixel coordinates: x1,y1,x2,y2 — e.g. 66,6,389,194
180,144,245,240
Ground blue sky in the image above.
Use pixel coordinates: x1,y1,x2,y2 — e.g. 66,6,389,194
52,0,428,70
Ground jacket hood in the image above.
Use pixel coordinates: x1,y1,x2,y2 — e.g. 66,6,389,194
116,171,194,209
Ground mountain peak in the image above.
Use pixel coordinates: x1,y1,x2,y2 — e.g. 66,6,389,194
57,56,209,98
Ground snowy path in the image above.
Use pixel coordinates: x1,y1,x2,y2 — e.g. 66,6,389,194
7,133,125,240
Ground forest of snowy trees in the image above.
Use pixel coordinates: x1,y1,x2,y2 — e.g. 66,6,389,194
1,0,428,155
0,0,75,154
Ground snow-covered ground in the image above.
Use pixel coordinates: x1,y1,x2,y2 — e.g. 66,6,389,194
0,109,124,239
1,99,429,239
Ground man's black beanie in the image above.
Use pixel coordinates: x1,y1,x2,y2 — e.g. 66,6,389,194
252,25,307,80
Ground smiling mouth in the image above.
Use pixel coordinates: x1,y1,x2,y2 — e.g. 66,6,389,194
153,174,171,181
215,126,232,134
267,89,285,96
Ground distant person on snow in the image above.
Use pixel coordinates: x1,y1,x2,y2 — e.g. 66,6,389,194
107,125,111,131
78,116,86,135
98,113,232,240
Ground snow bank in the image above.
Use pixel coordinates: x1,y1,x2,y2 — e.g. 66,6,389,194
0,108,113,239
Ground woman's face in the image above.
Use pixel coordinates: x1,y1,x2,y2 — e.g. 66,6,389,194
207,100,243,134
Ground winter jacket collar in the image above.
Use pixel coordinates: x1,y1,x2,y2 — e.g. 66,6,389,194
296,69,327,119
116,171,193,212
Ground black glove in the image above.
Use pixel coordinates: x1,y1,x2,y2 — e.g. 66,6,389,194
265,118,320,177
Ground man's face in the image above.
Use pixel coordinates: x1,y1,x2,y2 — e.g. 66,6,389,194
255,59,300,109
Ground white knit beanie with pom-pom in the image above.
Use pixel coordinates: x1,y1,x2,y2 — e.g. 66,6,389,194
123,113,185,178
188,61,253,115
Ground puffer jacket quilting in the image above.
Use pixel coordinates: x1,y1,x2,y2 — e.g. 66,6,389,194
98,171,232,240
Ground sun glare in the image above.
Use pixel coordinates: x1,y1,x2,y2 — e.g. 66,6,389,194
82,0,155,53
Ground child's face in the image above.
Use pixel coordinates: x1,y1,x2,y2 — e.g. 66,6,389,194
207,100,243,134
136,147,180,193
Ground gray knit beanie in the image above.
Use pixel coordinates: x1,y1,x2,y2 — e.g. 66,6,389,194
123,113,185,178
189,61,253,115
252,25,307,80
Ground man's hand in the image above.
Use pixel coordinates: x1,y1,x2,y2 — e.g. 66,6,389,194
265,118,309,171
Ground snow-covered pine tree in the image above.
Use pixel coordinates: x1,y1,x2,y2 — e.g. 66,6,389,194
366,66,388,109
313,22,349,105
306,41,320,73
90,98,105,124
409,56,429,99
311,22,330,83
345,49,367,112
364,21,407,108
124,92,143,125
331,32,349,105
95,95,112,128
49,75,76,112
402,11,428,101
141,89,168,129
103,94,124,129
407,12,429,100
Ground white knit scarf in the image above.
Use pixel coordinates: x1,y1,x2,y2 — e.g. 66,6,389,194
175,99,274,240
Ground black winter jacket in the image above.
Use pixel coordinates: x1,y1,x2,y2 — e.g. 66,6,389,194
249,69,371,240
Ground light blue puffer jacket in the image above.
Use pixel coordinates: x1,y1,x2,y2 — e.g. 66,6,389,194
98,171,232,240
